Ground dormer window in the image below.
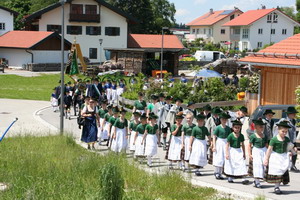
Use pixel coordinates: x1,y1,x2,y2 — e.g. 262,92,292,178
267,14,272,23
267,12,278,23
273,12,278,23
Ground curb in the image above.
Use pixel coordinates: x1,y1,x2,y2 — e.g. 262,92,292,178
33,106,59,132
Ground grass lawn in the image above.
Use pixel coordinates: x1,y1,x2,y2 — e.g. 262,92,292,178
0,135,219,199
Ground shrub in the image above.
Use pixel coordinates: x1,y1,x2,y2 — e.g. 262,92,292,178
167,82,191,103
99,163,124,200
247,74,259,93
239,77,249,92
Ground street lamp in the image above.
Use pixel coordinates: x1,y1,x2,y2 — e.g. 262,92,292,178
60,0,66,134
160,27,169,79
99,38,103,64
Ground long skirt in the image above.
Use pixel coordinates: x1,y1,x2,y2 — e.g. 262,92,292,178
135,134,145,157
183,136,191,161
168,136,182,161
189,139,207,167
117,88,124,96
111,128,127,153
100,121,109,140
129,131,136,151
81,116,98,143
111,89,117,102
251,147,267,179
213,138,227,167
106,89,112,101
145,134,157,157
224,147,248,177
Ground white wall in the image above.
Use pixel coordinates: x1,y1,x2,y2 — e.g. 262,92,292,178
37,0,128,63
0,49,31,67
0,9,14,36
32,50,69,64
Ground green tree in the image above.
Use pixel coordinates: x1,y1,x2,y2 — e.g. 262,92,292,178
279,6,296,20
297,0,300,22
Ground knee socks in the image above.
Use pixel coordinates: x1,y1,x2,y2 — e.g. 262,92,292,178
254,178,260,184
275,183,280,188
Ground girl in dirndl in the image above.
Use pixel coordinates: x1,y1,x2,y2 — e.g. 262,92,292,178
182,113,196,171
264,120,294,195
134,113,148,160
224,120,249,184
105,80,112,103
189,114,211,176
129,112,141,152
100,105,113,145
106,107,119,147
247,118,268,188
98,99,108,144
111,107,128,153
212,112,231,180
111,81,118,104
142,114,159,167
168,112,184,169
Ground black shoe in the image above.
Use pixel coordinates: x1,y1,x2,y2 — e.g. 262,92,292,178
195,171,202,176
214,173,220,180
228,179,234,183
274,187,282,195
92,146,95,150
290,166,299,172
242,180,250,185
219,175,224,180
254,182,262,188
87,145,91,150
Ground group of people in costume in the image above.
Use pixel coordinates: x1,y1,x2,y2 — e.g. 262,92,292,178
52,78,298,195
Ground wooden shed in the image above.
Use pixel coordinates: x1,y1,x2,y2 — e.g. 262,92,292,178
239,34,300,105
106,34,185,76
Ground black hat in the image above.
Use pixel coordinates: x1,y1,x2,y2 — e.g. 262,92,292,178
232,120,243,126
107,105,113,109
263,109,275,115
140,113,147,119
203,104,212,111
138,92,144,97
253,118,266,126
133,112,141,116
120,107,127,113
175,98,183,103
239,106,248,114
286,106,298,114
187,101,195,107
84,96,91,100
58,80,61,83
112,107,119,113
101,99,108,104
67,81,71,85
175,112,184,119
212,107,222,115
159,93,165,98
151,95,158,100
53,87,56,90
77,78,82,82
195,114,206,120
166,96,172,100
149,113,158,119
277,120,291,128
219,112,231,119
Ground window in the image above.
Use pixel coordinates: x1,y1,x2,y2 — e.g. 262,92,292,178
273,13,278,23
230,15,235,20
204,29,206,34
271,29,275,35
86,26,101,35
196,29,199,34
105,27,120,36
71,4,83,14
257,42,262,48
282,29,287,35
267,14,272,23
233,29,240,35
0,23,5,30
258,28,263,34
67,26,82,35
85,5,97,14
267,13,278,23
242,29,249,39
221,29,225,34
209,29,212,35
47,25,61,34
192,29,195,34
89,48,97,59
242,42,248,50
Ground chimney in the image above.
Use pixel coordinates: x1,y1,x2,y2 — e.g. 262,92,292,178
210,8,213,14
261,4,266,9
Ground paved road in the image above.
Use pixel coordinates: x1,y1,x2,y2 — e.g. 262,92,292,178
0,69,59,77
1,99,300,200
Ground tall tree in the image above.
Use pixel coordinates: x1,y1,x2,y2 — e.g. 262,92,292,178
297,0,300,22
279,6,296,20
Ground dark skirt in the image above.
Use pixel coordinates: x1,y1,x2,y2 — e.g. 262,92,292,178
264,165,290,184
81,116,98,143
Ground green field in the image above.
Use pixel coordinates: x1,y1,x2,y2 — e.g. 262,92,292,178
0,135,219,199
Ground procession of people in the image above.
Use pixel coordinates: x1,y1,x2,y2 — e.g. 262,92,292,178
51,77,298,195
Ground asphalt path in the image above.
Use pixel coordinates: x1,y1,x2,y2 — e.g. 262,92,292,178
1,99,300,200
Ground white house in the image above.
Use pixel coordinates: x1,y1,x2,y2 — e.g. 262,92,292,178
24,0,136,63
223,8,300,51
0,5,18,36
0,31,71,67
186,8,243,44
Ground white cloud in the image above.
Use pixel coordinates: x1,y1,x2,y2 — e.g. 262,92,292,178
176,8,190,17
194,0,208,5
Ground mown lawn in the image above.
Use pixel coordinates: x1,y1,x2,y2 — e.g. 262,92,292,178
0,135,219,199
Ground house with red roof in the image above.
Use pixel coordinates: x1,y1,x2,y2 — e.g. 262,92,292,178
223,8,300,51
239,34,300,105
107,34,185,75
0,31,71,67
0,5,18,36
186,8,243,44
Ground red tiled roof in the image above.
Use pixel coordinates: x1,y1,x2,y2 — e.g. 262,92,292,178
128,34,184,49
223,8,276,26
0,31,54,49
240,34,300,66
187,10,240,26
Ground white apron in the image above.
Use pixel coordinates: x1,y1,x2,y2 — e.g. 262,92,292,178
268,152,289,175
129,131,136,151
117,88,124,96
136,109,145,115
224,147,248,176
184,136,191,161
252,147,267,179
213,138,227,167
189,139,207,167
106,88,112,101
135,134,145,157
111,89,117,102
101,121,109,140
168,136,182,161
111,128,127,153
145,134,157,156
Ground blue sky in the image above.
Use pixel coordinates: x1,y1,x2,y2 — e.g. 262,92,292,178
169,0,296,24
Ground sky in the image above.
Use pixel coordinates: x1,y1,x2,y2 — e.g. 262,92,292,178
169,0,297,24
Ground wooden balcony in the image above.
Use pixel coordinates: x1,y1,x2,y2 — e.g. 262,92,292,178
69,13,100,23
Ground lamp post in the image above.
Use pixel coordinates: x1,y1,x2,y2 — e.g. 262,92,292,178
99,38,103,64
160,27,168,79
60,0,66,134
